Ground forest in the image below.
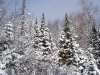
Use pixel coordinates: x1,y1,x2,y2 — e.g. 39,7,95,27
0,0,100,75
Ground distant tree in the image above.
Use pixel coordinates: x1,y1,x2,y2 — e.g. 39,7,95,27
48,19,60,46
20,0,26,36
0,5,3,23
0,7,3,40
0,0,7,21
69,0,99,49
0,0,7,41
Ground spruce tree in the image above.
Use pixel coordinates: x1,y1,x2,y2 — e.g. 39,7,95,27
30,14,53,60
32,18,40,49
4,22,14,40
32,13,53,74
91,23,100,69
95,30,100,69
1,22,22,75
58,13,74,65
39,13,52,55
0,22,14,75
91,23,97,53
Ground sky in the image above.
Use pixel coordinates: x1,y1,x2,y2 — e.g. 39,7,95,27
7,0,100,21
27,0,81,21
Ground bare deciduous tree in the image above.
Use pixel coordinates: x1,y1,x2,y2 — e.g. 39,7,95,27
48,19,60,46
69,0,99,49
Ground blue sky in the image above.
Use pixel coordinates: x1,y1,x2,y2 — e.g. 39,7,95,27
27,0,100,21
7,0,100,21
27,0,80,21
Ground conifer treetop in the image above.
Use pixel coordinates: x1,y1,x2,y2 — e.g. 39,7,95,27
41,12,45,23
35,18,38,25
41,12,47,29
62,13,71,40
92,22,97,39
63,13,69,28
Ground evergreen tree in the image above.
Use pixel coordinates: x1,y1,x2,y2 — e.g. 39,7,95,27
32,13,54,75
96,31,100,69
58,13,74,65
0,22,23,75
0,22,14,75
4,22,14,40
91,23,97,52
91,23,100,69
0,7,3,61
20,0,26,36
0,0,6,41
82,47,100,75
39,13,52,55
32,18,40,49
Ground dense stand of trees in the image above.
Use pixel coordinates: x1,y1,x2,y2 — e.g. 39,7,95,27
0,0,100,75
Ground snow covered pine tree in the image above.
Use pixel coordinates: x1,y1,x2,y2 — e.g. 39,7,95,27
57,13,100,75
33,18,40,50
91,23,100,69
39,13,53,55
96,30,100,69
58,13,74,66
0,22,15,75
0,22,23,75
32,13,54,75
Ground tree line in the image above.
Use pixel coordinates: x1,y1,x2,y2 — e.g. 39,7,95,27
0,0,100,75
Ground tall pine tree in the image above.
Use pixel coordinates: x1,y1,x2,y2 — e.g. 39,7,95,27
39,13,52,55
58,13,74,65
91,23,97,53
32,13,54,75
